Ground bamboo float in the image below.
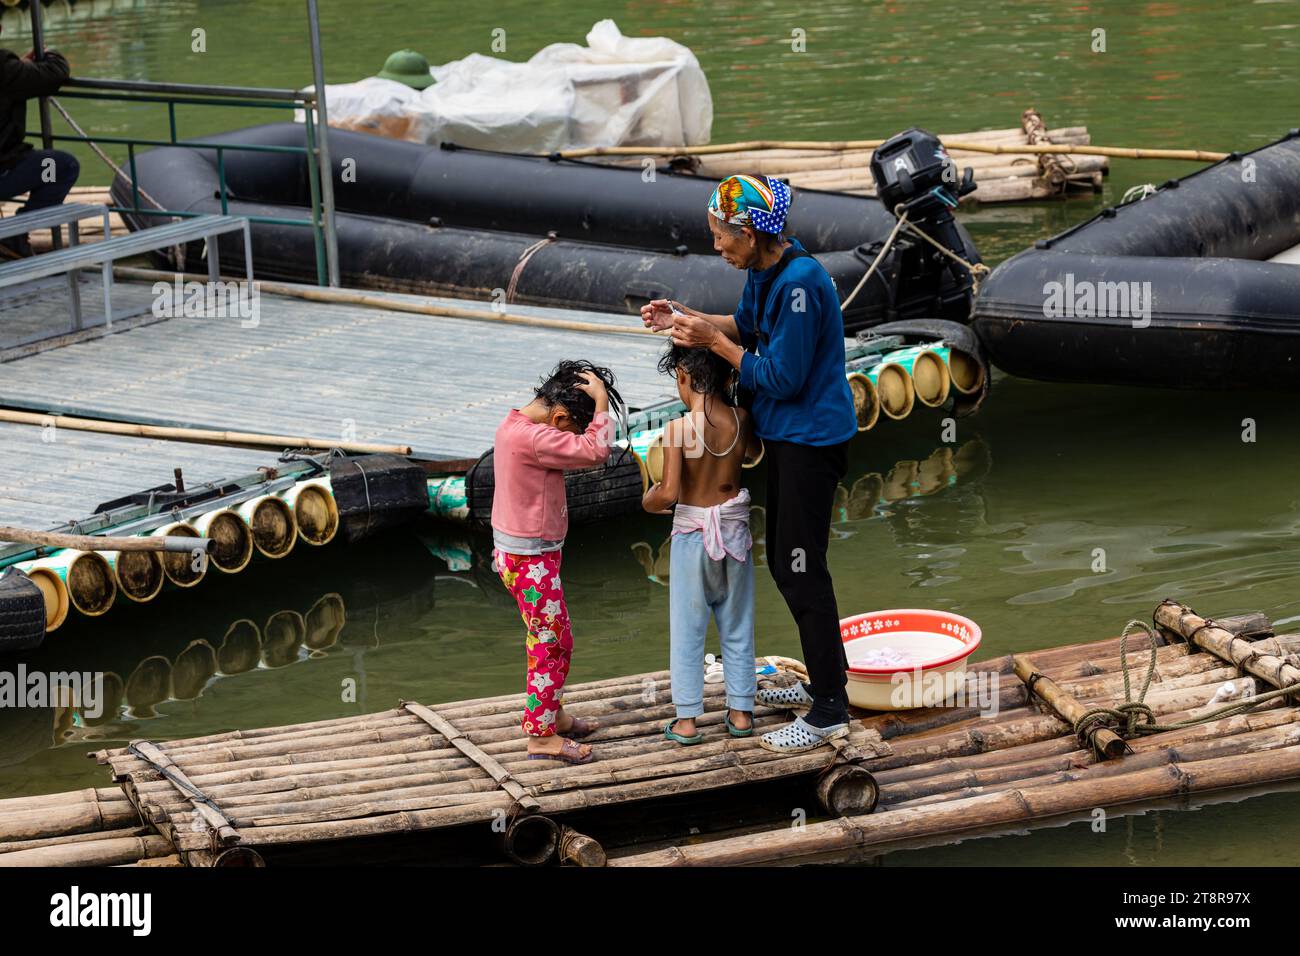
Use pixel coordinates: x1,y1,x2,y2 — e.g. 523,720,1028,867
281,479,340,547
151,522,206,588
35,549,116,618
866,362,914,420
191,508,254,574
0,407,411,456
846,371,880,431
11,561,70,631
235,494,297,559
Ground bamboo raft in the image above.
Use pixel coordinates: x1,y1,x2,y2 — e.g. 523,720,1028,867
597,111,1105,203
7,600,1299,867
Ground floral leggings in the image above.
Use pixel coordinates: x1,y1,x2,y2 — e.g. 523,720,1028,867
495,549,573,737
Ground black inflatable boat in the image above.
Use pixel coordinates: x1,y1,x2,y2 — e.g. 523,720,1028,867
973,130,1300,390
112,122,980,329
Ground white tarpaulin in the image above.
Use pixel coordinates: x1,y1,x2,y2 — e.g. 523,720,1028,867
299,20,712,151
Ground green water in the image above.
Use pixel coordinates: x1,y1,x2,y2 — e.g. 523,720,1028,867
4,0,1300,865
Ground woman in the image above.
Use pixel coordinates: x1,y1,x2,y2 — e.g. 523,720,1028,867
640,173,858,753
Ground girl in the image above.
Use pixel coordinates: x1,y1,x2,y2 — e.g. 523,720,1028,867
492,360,614,764
643,344,760,744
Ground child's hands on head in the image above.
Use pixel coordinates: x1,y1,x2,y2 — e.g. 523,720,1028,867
574,370,608,401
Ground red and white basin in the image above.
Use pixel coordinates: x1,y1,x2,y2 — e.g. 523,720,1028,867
841,608,982,711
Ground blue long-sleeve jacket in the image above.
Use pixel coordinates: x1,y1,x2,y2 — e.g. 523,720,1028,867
735,239,857,446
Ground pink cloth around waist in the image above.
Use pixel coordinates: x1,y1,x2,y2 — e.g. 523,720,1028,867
671,488,753,562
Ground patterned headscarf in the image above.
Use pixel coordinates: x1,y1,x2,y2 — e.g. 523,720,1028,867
707,173,791,235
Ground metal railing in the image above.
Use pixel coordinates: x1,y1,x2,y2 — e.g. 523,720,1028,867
21,0,339,287
37,79,332,286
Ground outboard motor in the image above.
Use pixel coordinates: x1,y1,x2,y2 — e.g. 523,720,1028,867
869,128,982,317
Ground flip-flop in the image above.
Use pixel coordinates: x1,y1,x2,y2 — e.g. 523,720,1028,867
725,710,754,737
663,719,703,745
527,737,594,764
556,716,599,739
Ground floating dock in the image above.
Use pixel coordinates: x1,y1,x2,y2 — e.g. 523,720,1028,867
7,601,1300,866
0,271,985,637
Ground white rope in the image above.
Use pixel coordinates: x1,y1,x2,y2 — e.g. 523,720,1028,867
839,211,910,310
1121,183,1158,204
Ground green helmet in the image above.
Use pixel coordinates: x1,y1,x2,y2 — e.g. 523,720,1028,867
376,49,433,90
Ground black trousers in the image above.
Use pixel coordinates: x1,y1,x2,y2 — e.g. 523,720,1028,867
764,438,850,722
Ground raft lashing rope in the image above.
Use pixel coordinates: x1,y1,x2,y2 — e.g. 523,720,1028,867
1072,619,1300,755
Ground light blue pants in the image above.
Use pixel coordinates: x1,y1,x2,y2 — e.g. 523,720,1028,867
669,530,756,719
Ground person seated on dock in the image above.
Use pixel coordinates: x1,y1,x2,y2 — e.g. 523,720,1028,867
491,360,615,764
642,172,858,754
645,344,761,746
0,29,79,259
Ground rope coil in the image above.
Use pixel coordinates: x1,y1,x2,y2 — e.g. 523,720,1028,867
1072,618,1300,755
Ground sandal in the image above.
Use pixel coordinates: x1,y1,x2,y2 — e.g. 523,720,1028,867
756,682,814,709
663,719,703,746
725,710,754,737
527,737,594,764
758,716,849,754
556,716,599,739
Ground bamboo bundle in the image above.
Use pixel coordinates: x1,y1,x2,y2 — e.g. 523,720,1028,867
589,117,1109,204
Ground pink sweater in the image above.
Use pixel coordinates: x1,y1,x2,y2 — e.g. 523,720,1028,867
491,409,611,542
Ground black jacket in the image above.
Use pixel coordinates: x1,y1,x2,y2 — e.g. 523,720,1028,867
0,48,70,170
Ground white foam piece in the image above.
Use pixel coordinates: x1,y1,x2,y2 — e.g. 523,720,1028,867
1267,241,1300,264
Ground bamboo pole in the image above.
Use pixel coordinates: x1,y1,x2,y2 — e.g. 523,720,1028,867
889,718,1300,810
114,266,656,339
560,138,1224,162
1154,602,1300,692
0,833,173,867
0,526,209,554
0,407,412,456
1013,654,1127,757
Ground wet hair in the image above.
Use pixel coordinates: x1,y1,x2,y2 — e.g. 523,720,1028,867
658,344,735,405
534,359,620,431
